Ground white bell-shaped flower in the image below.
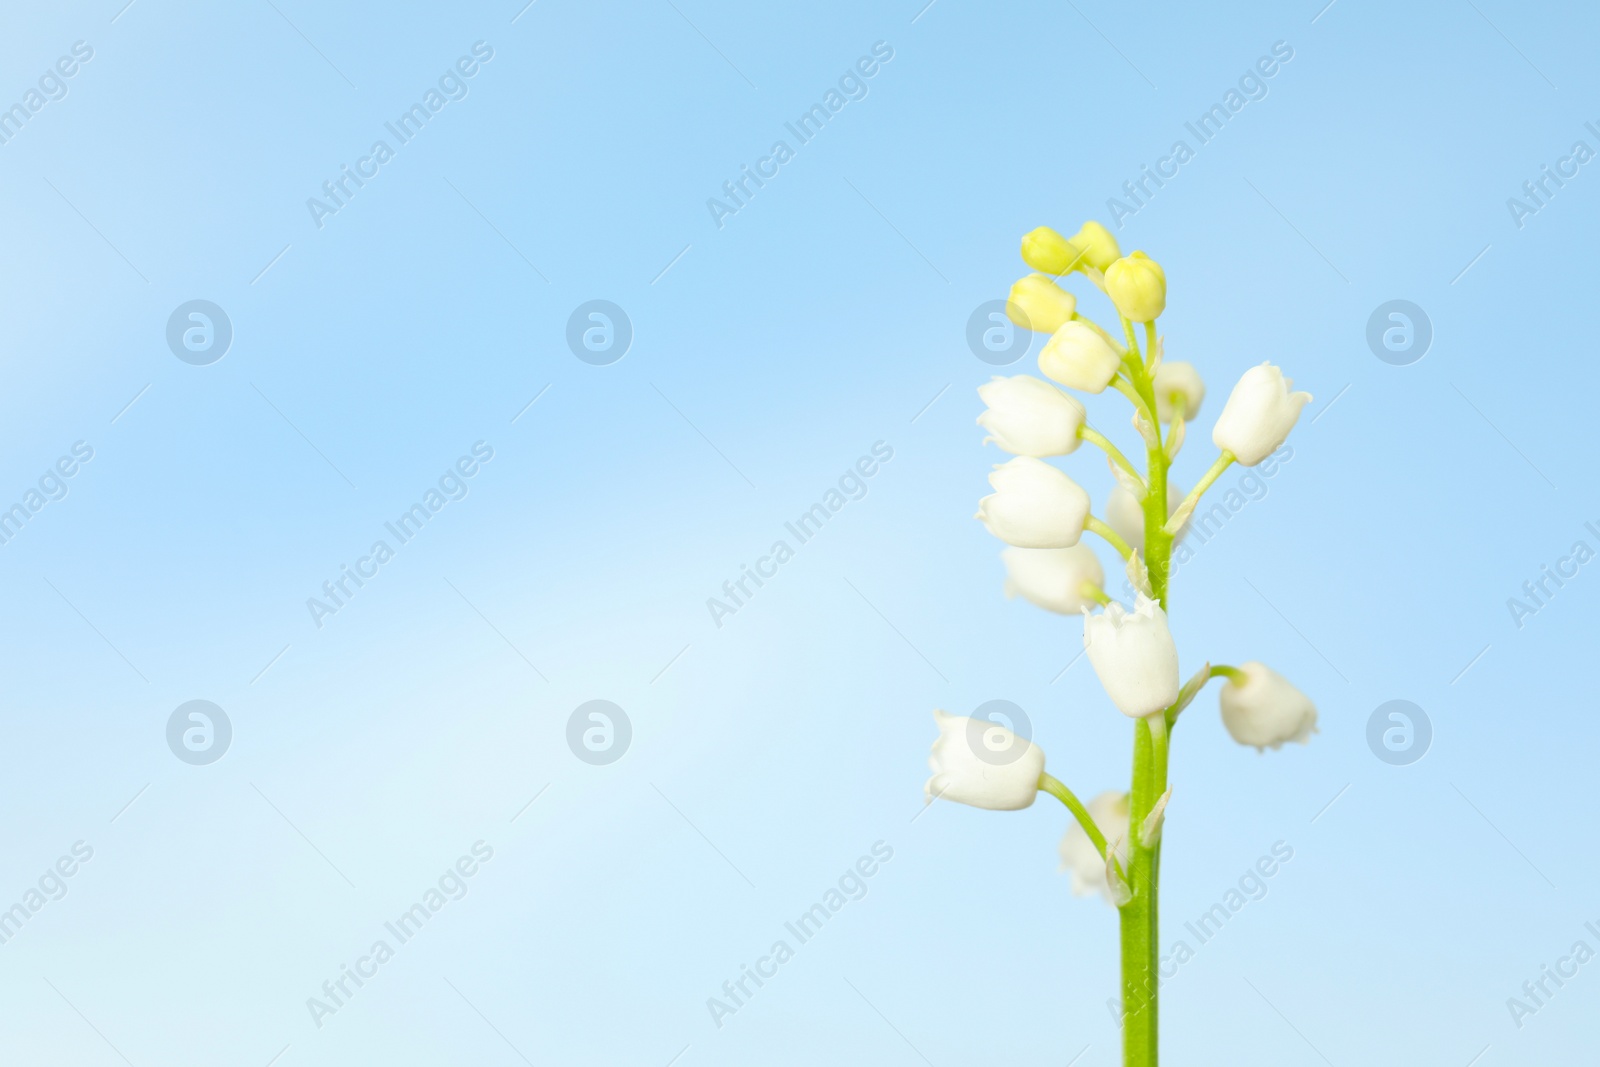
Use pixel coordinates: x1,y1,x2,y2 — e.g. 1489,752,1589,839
925,709,1045,811
1084,594,1181,718
1001,544,1104,614
977,457,1090,548
1219,662,1318,750
977,376,1086,457
1212,363,1311,466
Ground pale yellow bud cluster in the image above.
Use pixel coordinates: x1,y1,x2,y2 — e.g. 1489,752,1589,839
1020,221,1121,276
1006,221,1169,344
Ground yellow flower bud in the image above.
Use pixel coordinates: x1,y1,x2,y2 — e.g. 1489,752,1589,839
1006,273,1077,334
1104,252,1166,323
1069,221,1121,273
1020,227,1086,276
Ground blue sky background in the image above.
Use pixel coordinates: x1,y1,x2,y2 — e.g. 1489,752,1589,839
0,0,1595,1064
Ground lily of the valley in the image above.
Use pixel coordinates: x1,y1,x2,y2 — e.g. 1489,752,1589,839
977,457,1090,548
977,376,1086,457
1084,594,1180,718
1212,362,1312,466
1040,320,1122,393
1007,273,1077,334
1002,544,1105,615
1059,790,1131,902
926,709,1045,810
1218,662,1318,750
943,220,1327,1067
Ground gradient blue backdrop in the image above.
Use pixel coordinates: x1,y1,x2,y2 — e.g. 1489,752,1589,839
0,1,1594,1064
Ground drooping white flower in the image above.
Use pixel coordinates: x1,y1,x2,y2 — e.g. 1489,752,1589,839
1006,273,1077,334
1152,361,1204,423
1211,363,1312,466
1218,662,1318,751
977,376,1086,457
1039,321,1122,394
925,709,1045,811
977,457,1090,548
1001,544,1104,614
1084,594,1181,718
1104,252,1166,323
1105,480,1186,550
1059,790,1131,902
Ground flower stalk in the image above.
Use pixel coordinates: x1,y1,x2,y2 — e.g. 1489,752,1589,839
1039,772,1107,858
1084,516,1134,560
935,222,1320,1067
1080,426,1145,491
1120,333,1172,1062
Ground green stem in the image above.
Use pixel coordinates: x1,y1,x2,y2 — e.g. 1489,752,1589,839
1117,315,1175,1067
1147,714,1169,803
1117,323,1162,434
1080,427,1145,492
1084,516,1133,560
1119,718,1160,1065
1144,321,1159,372
1110,377,1157,428
1126,369,1170,607
1164,663,1232,728
1038,773,1107,858
1122,316,1142,362
1165,452,1235,536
